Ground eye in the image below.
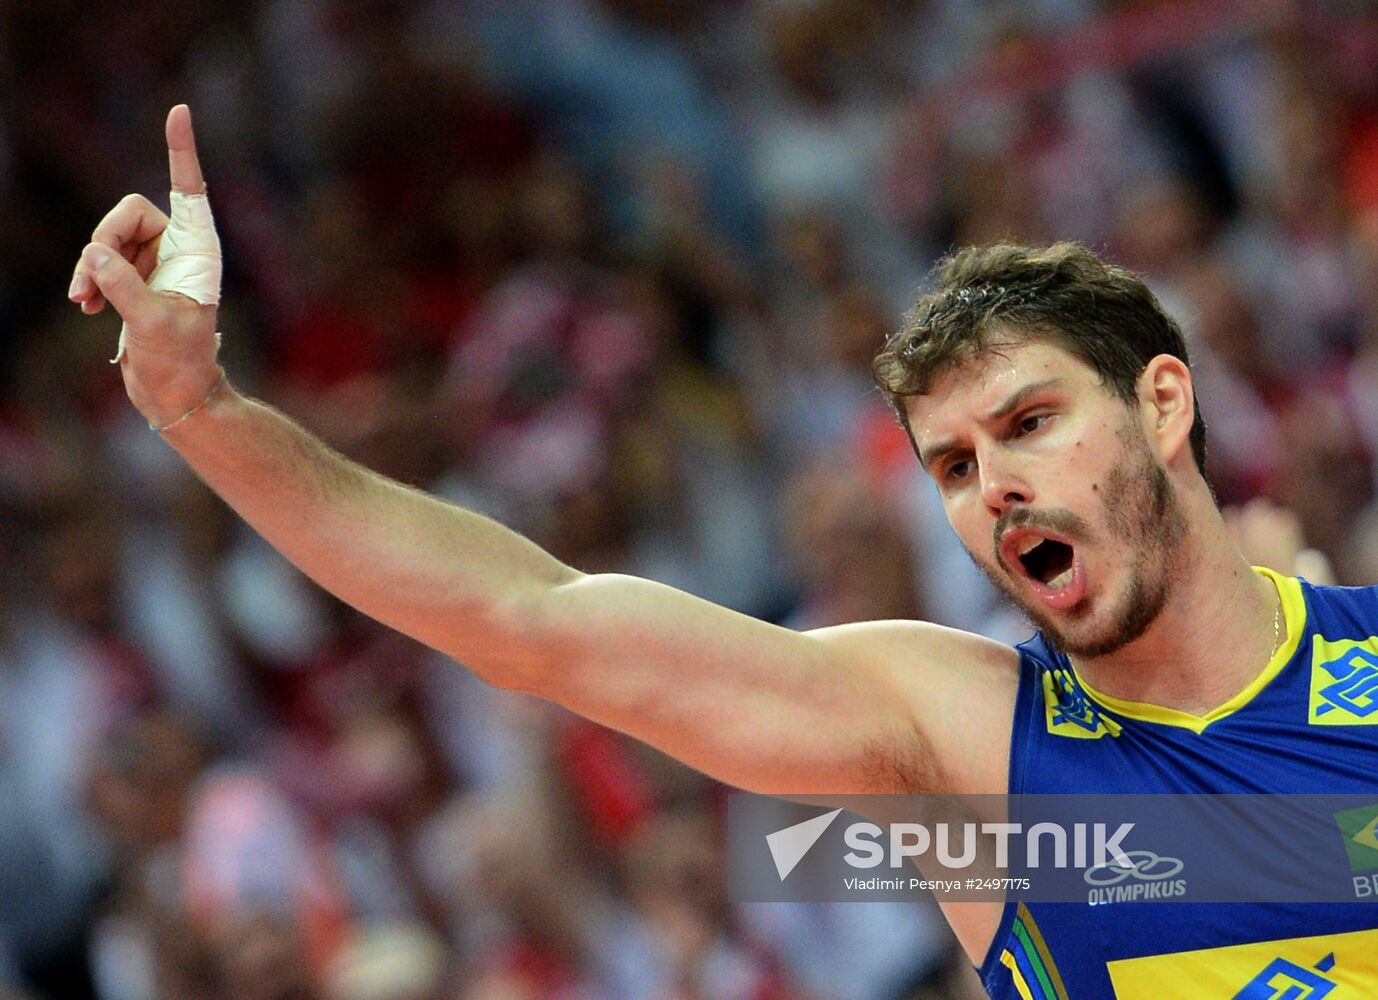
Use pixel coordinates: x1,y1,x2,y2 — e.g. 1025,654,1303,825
945,458,973,483
1016,413,1050,436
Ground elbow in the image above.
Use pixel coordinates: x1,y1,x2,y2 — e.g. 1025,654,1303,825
451,572,586,696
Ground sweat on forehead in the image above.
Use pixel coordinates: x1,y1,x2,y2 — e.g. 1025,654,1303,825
910,324,1061,390
872,241,1211,477
876,243,1184,399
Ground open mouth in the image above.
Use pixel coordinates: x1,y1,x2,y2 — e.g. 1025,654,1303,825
999,528,1088,610
1016,536,1075,590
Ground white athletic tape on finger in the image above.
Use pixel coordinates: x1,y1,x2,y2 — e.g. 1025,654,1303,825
113,190,223,363
152,191,222,302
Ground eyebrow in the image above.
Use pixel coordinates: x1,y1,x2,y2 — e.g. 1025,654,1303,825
917,378,1066,472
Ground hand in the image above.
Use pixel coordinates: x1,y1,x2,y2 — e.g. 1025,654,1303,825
69,104,224,429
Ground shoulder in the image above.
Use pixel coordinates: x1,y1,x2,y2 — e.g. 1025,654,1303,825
1274,573,1378,654
1301,577,1378,621
808,619,1025,794
808,618,1022,676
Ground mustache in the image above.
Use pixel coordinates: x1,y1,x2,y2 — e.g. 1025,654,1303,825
993,507,1093,567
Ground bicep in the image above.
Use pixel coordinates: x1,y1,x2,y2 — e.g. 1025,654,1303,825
526,573,1015,795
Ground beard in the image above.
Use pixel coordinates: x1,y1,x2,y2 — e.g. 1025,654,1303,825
976,420,1188,658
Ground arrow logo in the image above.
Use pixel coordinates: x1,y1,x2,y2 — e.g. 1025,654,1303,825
765,808,844,881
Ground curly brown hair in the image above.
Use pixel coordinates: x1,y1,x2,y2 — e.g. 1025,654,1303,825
873,242,1207,476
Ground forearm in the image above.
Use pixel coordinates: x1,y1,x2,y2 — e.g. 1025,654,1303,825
73,109,957,803
161,378,579,683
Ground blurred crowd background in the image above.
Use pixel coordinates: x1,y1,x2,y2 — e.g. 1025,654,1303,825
2,0,1377,997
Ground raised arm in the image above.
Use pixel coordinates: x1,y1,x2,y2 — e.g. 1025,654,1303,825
70,106,1018,797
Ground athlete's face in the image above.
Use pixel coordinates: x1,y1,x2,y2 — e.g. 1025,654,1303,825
907,338,1188,657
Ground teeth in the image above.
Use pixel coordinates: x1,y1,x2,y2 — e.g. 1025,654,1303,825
1016,536,1044,557
1047,567,1073,591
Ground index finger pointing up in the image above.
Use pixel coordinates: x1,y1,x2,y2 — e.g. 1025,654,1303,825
166,104,206,195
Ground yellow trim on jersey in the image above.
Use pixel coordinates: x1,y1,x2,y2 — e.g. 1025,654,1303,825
1071,568,1305,734
999,950,1036,1000
1106,926,1378,998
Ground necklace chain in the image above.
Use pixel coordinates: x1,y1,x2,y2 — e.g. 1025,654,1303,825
1269,595,1284,659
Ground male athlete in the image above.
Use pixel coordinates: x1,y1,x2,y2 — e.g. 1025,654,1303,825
70,107,1377,997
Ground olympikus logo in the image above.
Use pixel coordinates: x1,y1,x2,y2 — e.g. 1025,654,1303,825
1084,850,1187,905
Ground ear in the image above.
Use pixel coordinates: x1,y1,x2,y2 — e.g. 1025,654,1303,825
1137,354,1194,465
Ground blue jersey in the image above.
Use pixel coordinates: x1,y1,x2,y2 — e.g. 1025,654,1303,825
978,569,1378,998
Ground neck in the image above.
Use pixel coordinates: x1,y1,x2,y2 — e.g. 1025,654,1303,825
1071,503,1282,717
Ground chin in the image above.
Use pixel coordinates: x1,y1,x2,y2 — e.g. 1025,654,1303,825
1046,621,1139,659
1033,580,1165,659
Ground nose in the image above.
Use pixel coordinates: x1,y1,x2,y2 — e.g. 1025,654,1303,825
978,446,1033,517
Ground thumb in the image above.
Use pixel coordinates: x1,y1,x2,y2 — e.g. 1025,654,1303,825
83,242,161,328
